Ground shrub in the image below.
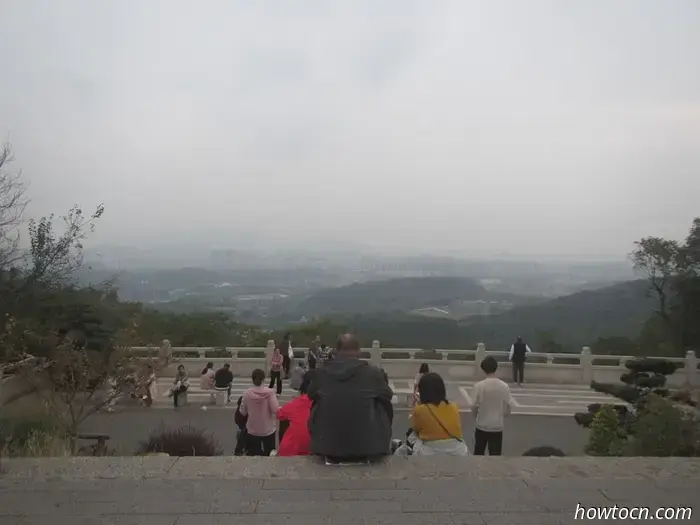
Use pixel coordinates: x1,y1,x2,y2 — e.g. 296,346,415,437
585,404,627,456
172,351,200,358
623,394,700,457
135,424,222,456
204,349,232,358
0,417,71,457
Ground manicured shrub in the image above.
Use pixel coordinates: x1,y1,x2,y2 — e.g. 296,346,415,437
585,404,627,456
623,394,700,457
136,424,222,456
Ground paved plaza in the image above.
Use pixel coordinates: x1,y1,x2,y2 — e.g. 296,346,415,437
0,457,698,524
146,376,619,417
84,408,588,457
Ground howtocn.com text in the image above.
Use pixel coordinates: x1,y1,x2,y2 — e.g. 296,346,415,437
575,504,692,520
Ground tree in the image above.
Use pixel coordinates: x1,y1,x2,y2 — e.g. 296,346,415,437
2,325,141,452
631,218,700,354
630,237,679,323
0,142,28,271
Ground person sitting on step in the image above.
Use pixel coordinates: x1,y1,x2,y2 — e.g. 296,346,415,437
168,365,190,408
307,333,394,465
409,372,469,456
214,363,234,401
276,370,315,456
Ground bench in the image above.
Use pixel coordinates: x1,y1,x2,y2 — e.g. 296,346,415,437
214,387,228,406
77,433,110,455
392,388,414,406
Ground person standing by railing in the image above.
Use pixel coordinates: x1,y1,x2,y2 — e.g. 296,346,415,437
279,333,293,379
307,336,320,370
269,347,283,395
509,336,532,386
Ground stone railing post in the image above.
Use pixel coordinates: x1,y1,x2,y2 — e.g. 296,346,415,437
475,343,486,372
371,340,381,367
158,339,172,367
265,340,275,374
581,346,592,385
685,350,698,388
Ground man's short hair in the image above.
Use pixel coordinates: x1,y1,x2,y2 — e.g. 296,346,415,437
480,356,498,374
335,333,361,354
251,368,265,386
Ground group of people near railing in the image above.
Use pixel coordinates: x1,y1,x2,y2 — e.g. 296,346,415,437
224,332,562,461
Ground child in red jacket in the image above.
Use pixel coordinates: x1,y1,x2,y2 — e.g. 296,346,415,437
276,370,315,456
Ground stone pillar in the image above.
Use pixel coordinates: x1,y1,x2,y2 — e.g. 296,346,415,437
581,346,593,385
158,339,172,366
266,340,275,374
685,350,698,388
371,340,381,367
475,343,486,376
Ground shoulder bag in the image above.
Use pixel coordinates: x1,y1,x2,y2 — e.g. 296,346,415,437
425,404,464,443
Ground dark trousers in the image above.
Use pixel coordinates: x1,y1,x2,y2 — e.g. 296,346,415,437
282,354,291,377
269,370,282,395
173,385,188,407
474,428,503,456
246,432,276,456
234,428,248,456
308,356,316,371
512,361,525,383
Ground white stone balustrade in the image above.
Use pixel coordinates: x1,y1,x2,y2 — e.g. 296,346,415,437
130,340,699,388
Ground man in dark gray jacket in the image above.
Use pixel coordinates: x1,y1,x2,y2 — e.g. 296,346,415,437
307,333,393,464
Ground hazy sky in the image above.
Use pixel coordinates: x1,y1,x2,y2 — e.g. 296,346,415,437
1,1,699,260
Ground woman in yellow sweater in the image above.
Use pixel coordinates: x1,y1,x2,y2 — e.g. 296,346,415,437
410,372,470,456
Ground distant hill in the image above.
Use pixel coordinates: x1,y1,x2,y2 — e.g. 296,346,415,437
289,276,497,318
308,279,655,350
462,279,654,349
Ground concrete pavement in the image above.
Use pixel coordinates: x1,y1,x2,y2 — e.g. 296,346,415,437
1,457,698,524
81,409,588,456
145,376,617,417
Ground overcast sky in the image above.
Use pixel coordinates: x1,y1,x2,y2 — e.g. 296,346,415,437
1,0,699,260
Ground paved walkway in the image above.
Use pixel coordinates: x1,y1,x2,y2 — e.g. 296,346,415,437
143,377,619,417
1,457,698,524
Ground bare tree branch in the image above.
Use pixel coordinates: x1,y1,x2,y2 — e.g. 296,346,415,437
0,142,29,271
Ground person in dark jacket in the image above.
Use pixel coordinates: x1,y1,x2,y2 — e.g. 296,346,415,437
307,333,394,464
279,332,292,379
234,396,248,456
214,363,234,400
509,337,532,386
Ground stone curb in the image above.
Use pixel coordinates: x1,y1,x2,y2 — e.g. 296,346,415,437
2,457,700,481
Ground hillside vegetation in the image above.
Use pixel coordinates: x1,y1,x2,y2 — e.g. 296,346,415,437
290,276,499,317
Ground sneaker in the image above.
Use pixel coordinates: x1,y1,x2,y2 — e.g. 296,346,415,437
270,450,278,457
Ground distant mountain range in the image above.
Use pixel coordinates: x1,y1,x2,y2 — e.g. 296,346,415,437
325,279,655,350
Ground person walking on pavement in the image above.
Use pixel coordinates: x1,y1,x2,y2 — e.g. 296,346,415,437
269,347,283,395
279,332,293,379
509,336,532,386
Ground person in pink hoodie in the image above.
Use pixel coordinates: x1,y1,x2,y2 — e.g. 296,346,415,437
239,368,280,456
